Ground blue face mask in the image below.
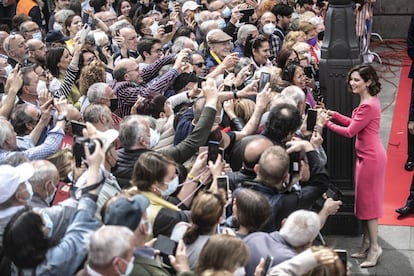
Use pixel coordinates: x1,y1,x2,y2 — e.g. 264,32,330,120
45,182,57,206
25,181,33,202
42,213,54,238
222,6,231,18
216,19,226,29
32,31,43,40
161,176,179,197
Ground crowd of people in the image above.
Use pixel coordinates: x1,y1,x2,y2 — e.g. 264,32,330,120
0,0,386,275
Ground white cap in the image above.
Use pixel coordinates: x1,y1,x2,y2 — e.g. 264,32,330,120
96,129,119,152
182,1,201,13
0,163,34,204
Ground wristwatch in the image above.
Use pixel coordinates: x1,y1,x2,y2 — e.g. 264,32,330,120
56,114,68,123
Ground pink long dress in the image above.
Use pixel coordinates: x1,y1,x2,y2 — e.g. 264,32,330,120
326,96,387,220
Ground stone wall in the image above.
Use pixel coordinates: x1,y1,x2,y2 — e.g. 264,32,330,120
372,0,414,39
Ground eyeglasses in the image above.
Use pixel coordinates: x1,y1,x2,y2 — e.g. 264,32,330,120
193,62,205,68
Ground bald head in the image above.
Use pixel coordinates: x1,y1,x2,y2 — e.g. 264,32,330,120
113,58,140,83
243,137,274,170
29,160,59,201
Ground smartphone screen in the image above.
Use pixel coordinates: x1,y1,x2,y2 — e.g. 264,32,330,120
216,176,229,199
258,72,271,92
207,140,220,163
306,108,317,131
71,120,86,137
304,66,313,79
289,152,301,175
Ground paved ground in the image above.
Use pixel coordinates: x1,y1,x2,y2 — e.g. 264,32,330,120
321,44,414,275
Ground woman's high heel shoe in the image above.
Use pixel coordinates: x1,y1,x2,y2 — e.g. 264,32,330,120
360,247,383,268
350,250,368,259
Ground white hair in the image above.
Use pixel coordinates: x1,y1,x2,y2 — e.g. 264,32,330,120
280,209,321,247
281,85,306,107
88,225,134,269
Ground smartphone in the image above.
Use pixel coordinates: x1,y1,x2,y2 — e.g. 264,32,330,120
79,23,90,43
289,151,301,175
71,120,86,137
334,249,347,276
240,8,254,23
207,140,219,163
154,234,178,256
262,255,274,276
217,175,229,199
198,146,208,155
197,77,206,88
304,66,313,79
164,24,173,33
258,72,271,92
306,108,317,131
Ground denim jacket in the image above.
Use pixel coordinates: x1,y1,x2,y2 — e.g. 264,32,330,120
11,197,101,276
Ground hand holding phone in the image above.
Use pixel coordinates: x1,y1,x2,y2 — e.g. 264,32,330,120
258,72,271,92
207,140,223,164
164,24,173,33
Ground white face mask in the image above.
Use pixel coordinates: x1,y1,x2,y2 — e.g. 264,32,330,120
263,23,276,35
120,257,134,276
161,175,179,197
53,22,63,32
49,77,61,93
150,21,159,35
32,31,43,40
37,80,47,94
233,267,246,276
149,128,160,148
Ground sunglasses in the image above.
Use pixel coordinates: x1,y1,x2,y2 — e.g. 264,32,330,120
193,62,205,68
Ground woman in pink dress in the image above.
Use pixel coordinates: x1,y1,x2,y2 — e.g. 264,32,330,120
320,64,386,268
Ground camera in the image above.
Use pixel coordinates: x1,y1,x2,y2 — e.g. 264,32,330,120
73,137,102,167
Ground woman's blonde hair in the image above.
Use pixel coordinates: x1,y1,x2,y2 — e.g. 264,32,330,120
283,31,307,49
303,246,345,276
79,60,106,96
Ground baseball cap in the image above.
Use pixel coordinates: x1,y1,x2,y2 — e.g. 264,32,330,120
0,163,34,204
104,194,150,230
182,1,201,13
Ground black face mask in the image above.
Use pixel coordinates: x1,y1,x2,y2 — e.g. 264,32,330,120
110,98,118,112
318,31,325,41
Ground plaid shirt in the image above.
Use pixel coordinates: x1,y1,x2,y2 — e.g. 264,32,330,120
268,33,282,59
0,126,64,162
112,55,178,118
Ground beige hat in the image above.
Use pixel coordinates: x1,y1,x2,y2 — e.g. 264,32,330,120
206,29,232,44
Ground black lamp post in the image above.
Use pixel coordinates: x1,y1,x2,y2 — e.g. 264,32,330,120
319,0,362,235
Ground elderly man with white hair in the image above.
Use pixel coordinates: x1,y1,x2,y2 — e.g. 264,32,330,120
244,206,341,276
